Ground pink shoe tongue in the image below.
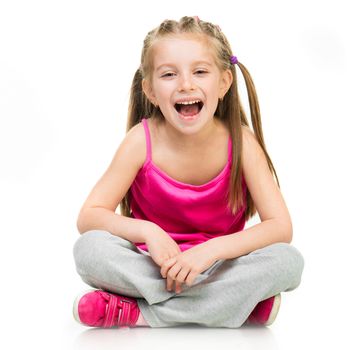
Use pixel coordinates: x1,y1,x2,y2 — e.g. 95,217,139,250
180,103,199,116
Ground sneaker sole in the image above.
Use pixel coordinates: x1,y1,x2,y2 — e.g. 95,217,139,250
73,288,100,325
265,293,281,326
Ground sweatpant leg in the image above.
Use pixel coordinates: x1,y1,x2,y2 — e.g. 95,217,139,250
73,230,305,328
137,242,305,328
73,229,186,304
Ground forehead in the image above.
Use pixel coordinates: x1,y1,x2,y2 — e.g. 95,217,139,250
151,34,216,69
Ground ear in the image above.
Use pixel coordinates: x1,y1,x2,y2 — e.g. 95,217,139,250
219,69,233,99
142,78,157,105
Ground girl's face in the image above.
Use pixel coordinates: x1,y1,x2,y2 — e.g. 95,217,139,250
142,34,232,135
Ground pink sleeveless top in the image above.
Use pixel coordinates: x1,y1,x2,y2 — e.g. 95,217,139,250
129,117,247,252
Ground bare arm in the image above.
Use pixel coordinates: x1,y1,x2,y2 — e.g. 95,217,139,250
206,219,291,260
76,122,152,243
77,207,152,243
208,126,293,260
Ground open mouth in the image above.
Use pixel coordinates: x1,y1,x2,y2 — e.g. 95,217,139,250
174,100,204,117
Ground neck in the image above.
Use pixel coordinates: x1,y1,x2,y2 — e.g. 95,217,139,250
161,117,221,153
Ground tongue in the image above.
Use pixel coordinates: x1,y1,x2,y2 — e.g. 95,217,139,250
179,103,199,117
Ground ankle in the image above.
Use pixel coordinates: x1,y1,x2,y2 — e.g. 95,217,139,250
135,312,150,327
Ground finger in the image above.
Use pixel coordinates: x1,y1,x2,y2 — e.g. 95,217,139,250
175,268,189,292
160,266,166,278
185,272,197,287
175,281,182,293
167,276,175,291
161,257,176,278
176,267,190,284
166,264,182,291
175,269,189,293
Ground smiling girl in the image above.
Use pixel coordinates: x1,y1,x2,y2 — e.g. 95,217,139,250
72,16,305,329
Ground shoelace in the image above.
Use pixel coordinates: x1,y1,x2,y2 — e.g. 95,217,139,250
101,292,139,328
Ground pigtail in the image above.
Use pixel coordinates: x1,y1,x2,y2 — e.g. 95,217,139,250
233,62,280,220
120,67,155,218
237,61,280,190
126,68,155,132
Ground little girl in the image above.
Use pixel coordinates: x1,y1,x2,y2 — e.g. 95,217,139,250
72,16,304,329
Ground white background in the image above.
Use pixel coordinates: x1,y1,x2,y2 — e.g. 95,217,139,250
0,0,356,349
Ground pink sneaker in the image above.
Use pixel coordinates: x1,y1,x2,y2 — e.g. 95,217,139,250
73,289,140,328
245,293,281,326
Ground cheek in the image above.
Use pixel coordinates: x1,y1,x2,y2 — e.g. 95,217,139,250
204,79,220,95
205,88,220,104
155,82,175,99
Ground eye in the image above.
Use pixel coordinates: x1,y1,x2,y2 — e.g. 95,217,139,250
195,70,207,75
161,72,176,78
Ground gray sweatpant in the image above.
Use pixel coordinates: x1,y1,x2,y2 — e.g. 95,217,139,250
72,229,305,328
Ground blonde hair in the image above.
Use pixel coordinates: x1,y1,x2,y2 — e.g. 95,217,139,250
120,16,280,222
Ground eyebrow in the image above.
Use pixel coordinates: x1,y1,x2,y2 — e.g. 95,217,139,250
156,60,213,72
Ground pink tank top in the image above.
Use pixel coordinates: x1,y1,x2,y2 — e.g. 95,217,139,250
130,117,247,252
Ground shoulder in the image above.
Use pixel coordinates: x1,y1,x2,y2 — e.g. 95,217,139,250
76,120,147,216
241,125,258,146
241,125,266,162
240,125,269,183
124,120,147,171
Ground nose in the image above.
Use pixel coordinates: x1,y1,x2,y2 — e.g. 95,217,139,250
178,72,196,92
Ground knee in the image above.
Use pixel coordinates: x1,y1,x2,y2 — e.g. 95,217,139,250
73,230,111,274
271,243,305,268
269,242,305,288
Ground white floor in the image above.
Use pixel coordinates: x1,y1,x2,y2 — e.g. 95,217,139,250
62,282,354,350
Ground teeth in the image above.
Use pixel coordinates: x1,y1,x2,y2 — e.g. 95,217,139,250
176,100,201,105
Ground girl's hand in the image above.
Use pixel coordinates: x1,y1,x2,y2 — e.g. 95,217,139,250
144,223,184,292
160,242,217,292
